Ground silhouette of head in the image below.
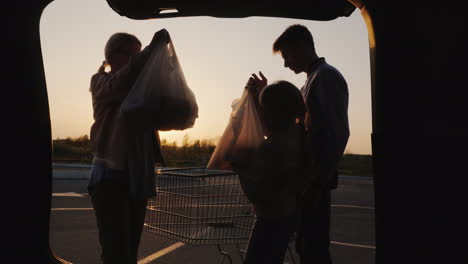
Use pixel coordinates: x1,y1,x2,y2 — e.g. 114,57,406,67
260,80,306,132
273,24,317,74
104,32,142,72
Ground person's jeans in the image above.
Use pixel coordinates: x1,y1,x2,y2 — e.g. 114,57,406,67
295,188,332,264
244,214,296,264
89,178,148,264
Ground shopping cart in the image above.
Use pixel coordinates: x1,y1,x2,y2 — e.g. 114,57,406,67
144,167,255,263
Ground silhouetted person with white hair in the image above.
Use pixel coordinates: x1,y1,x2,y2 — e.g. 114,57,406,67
88,29,169,264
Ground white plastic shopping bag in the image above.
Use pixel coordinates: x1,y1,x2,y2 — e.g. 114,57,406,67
207,88,264,170
121,39,198,131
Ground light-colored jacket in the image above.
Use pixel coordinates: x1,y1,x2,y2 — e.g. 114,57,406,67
89,46,152,170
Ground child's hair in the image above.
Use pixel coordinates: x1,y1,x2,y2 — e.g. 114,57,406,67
98,32,142,72
260,80,306,129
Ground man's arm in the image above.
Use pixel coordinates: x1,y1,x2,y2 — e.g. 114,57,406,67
324,69,350,160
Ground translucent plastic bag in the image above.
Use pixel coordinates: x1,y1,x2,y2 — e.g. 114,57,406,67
121,39,198,131
207,88,265,170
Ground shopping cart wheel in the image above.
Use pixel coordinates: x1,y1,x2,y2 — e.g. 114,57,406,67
217,244,233,264
236,243,246,263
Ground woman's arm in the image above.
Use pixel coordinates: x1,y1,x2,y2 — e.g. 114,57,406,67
90,46,153,106
91,29,170,106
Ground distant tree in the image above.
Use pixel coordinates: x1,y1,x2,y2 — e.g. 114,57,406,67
51,135,370,175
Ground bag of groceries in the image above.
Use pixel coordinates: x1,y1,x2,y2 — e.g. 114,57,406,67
121,38,198,131
207,88,264,170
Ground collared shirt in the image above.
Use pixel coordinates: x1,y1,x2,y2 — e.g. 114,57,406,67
301,58,350,188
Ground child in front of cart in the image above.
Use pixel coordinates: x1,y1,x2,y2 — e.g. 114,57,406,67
231,80,307,264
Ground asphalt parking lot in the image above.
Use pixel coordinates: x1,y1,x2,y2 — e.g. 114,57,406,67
50,165,375,264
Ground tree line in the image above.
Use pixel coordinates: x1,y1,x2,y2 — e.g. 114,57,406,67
52,135,373,176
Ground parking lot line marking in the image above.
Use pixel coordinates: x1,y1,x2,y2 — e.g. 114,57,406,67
51,208,93,211
138,242,185,264
332,204,374,210
331,241,376,249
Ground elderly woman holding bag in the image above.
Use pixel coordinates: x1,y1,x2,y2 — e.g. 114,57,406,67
88,29,169,264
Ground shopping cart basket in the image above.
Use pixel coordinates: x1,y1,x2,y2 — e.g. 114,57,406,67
145,167,256,263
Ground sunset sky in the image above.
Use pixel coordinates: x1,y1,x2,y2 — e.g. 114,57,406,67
40,0,372,154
